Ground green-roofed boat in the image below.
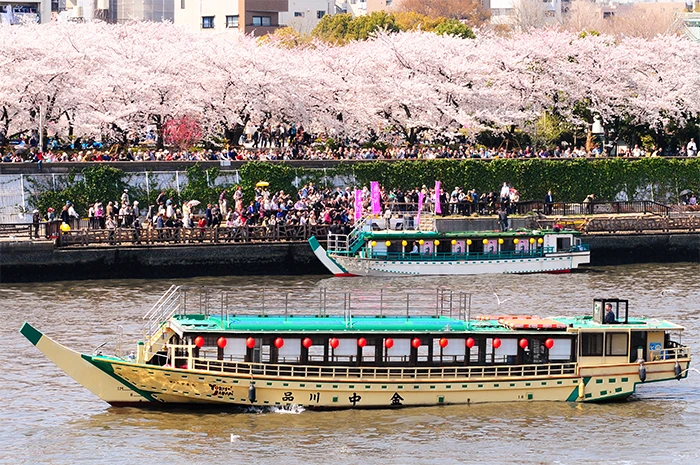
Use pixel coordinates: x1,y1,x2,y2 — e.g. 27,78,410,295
21,286,691,410
309,213,590,277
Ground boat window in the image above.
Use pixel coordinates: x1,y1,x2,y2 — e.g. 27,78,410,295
262,343,271,362
308,344,324,362
278,339,301,363
361,345,375,362
605,333,628,356
556,237,571,252
386,339,411,362
417,343,429,362
433,338,466,363
223,338,247,361
469,345,480,363
581,333,603,356
331,338,359,362
493,338,517,364
548,338,572,361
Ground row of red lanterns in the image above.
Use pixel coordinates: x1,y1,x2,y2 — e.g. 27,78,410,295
195,336,555,350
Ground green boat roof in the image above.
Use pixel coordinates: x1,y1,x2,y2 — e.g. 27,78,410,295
363,229,581,240
170,313,683,334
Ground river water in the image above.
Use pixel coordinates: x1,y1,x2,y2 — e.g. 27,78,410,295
2,263,700,464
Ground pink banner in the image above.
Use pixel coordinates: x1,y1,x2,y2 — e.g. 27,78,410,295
417,191,424,226
370,181,381,215
354,189,362,220
435,181,442,214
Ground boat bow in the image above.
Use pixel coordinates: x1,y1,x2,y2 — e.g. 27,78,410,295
20,322,150,406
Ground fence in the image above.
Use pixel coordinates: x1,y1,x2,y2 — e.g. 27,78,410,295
55,223,330,247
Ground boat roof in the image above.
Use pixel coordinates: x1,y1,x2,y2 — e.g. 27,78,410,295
169,313,684,335
363,229,581,239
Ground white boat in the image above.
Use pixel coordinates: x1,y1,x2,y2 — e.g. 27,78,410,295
310,215,590,277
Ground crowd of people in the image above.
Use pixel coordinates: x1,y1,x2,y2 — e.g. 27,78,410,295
2,134,699,165
37,181,535,241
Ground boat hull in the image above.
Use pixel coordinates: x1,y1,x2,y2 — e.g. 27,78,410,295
326,252,590,276
73,357,691,408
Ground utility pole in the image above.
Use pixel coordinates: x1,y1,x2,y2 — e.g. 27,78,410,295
38,104,44,152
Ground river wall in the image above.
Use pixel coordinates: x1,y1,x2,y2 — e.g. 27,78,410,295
1,234,699,283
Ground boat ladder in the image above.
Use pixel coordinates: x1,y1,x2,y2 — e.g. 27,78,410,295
143,284,182,341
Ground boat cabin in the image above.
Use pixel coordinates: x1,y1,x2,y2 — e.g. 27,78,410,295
140,288,686,382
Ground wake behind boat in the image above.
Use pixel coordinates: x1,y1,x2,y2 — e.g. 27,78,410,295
20,286,690,410
310,212,590,277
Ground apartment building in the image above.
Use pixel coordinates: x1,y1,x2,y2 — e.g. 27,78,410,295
174,0,288,34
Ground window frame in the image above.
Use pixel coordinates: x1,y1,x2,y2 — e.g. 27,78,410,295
201,16,215,29
580,332,603,357
252,15,271,27
225,15,239,28
605,332,629,356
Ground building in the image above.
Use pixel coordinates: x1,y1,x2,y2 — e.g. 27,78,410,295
108,0,174,22
1,0,51,23
174,0,288,34
279,0,332,33
335,0,392,16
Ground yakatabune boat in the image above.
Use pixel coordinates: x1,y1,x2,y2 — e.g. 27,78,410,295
309,214,590,277
21,286,690,410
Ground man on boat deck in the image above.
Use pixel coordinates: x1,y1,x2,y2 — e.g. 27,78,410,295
604,303,616,324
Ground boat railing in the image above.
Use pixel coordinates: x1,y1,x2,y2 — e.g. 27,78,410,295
155,287,472,320
648,346,691,361
363,248,557,261
176,349,579,380
143,285,182,340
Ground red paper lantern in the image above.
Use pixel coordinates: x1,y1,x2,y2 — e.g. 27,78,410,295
330,337,340,349
519,338,529,349
412,338,421,349
358,337,367,348
384,338,394,349
302,337,313,349
465,337,475,349
274,337,284,349
217,337,227,349
246,337,256,349
439,338,449,348
492,338,501,349
545,338,555,349
194,336,205,348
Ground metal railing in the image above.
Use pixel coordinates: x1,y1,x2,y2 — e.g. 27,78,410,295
146,287,472,319
648,346,691,361
143,285,182,340
360,248,559,261
180,349,580,380
55,223,330,247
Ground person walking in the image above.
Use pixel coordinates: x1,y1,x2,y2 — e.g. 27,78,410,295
687,138,697,157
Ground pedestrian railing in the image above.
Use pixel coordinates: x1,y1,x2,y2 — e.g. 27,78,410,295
55,223,331,247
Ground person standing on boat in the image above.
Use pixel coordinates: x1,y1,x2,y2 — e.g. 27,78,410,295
604,303,616,324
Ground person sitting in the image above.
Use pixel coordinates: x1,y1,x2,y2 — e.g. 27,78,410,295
604,303,616,324
410,242,419,254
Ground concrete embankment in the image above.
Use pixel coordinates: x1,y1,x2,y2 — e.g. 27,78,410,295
1,233,699,283
0,241,326,283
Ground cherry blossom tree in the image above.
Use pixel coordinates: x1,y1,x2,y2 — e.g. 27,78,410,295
0,22,698,150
